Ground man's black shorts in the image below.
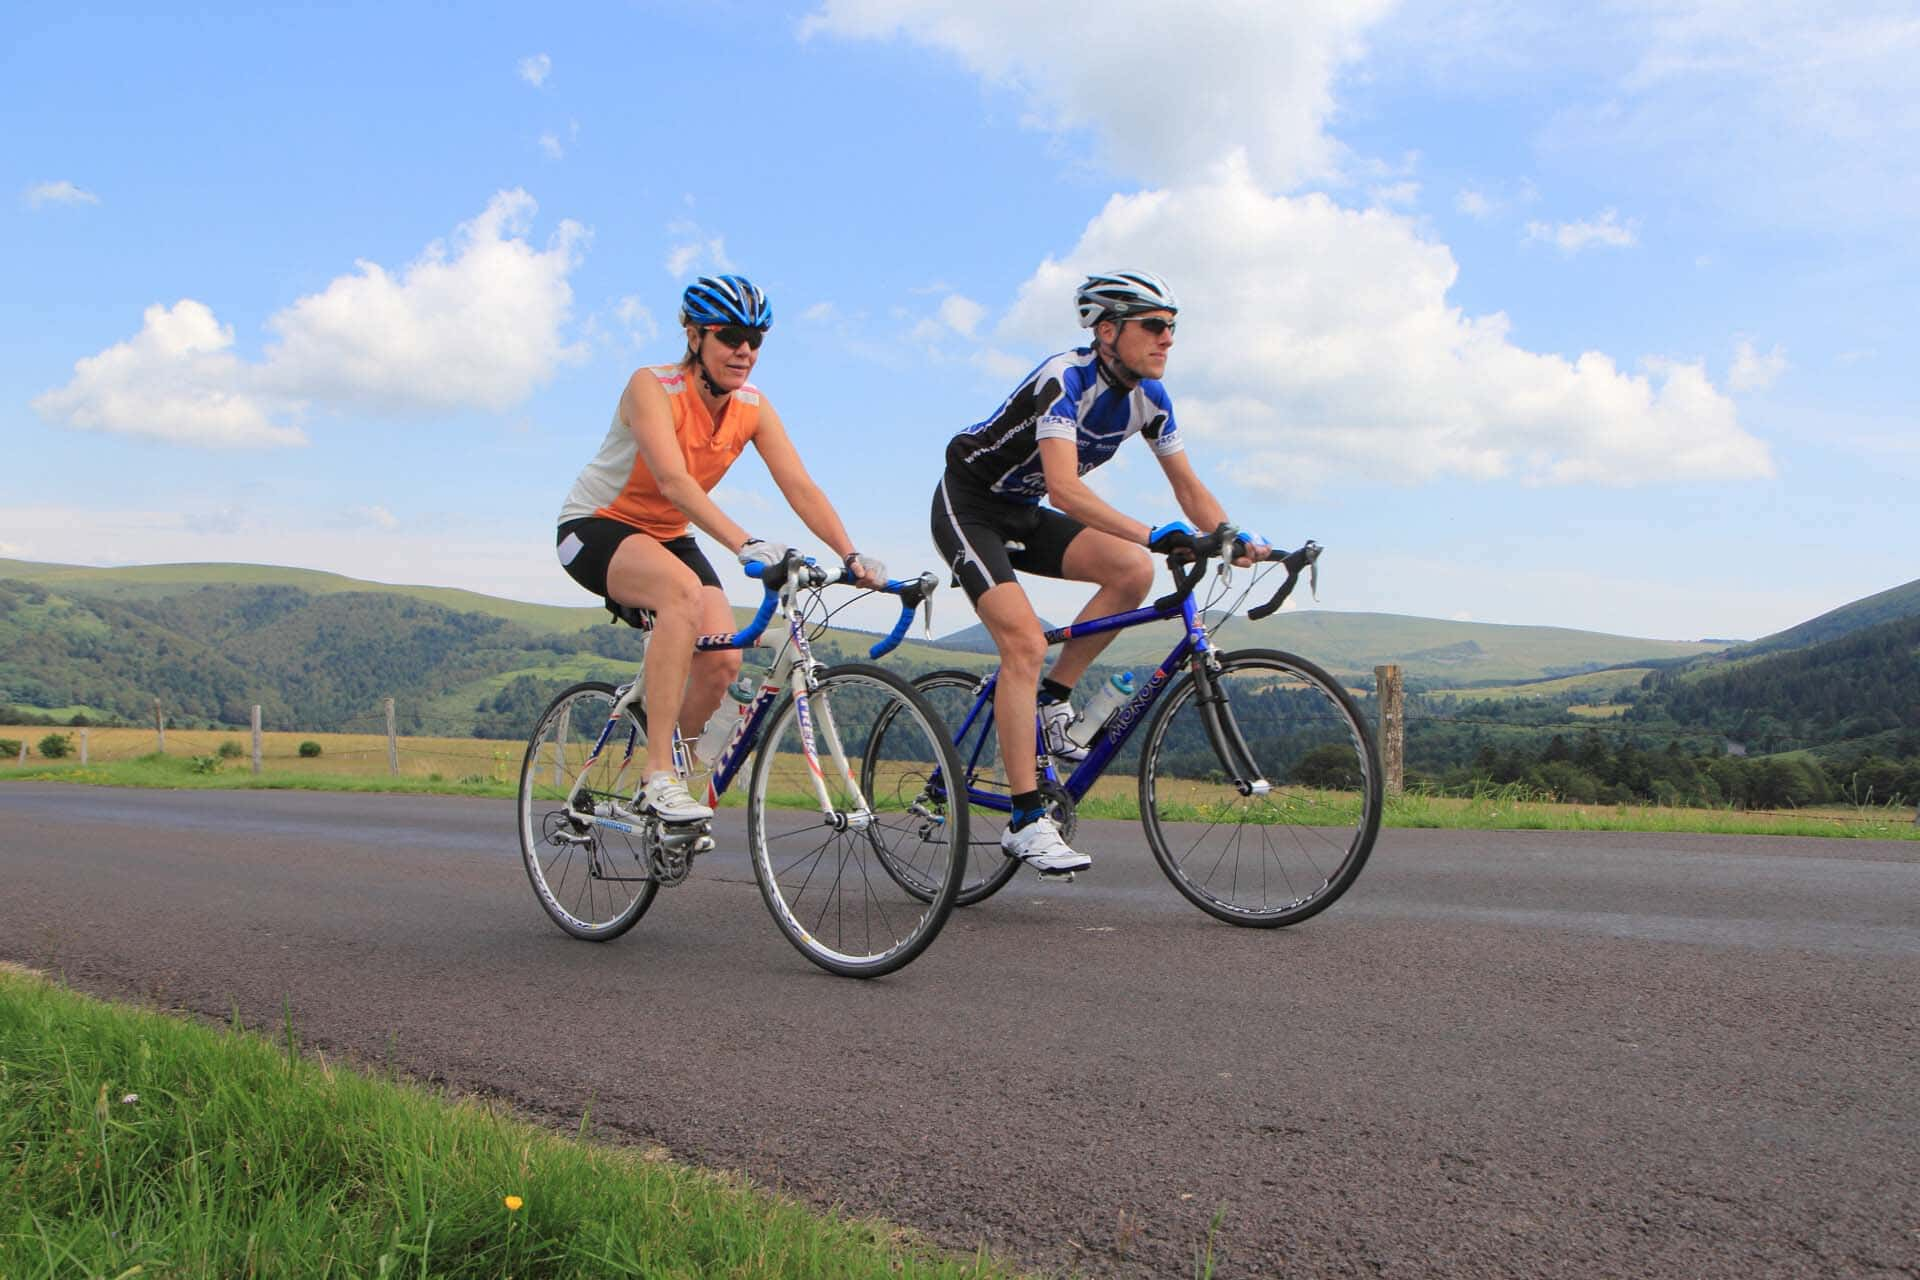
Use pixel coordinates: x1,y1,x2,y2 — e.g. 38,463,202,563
556,517,721,599
929,473,1086,603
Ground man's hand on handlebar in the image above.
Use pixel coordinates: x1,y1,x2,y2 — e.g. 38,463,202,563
1231,529,1272,568
1147,520,1201,563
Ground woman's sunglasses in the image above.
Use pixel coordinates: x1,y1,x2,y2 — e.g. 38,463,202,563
1126,317,1176,336
707,325,766,350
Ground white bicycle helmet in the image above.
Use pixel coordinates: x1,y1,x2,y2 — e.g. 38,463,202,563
1075,270,1179,327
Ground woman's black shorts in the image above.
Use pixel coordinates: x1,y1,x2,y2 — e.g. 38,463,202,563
556,516,721,599
929,473,1086,603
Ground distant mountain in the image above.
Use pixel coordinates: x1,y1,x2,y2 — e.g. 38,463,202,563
1735,577,1920,658
1080,608,1723,687
0,560,995,734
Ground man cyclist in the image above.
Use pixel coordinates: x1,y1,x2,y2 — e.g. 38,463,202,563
557,274,885,826
930,270,1270,874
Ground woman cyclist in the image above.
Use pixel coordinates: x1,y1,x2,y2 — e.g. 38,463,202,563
556,274,886,824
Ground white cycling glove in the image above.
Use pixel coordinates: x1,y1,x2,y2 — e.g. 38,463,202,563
737,537,788,569
843,552,887,584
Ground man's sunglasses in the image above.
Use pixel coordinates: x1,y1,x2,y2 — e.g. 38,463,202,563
1126,317,1176,336
707,325,766,350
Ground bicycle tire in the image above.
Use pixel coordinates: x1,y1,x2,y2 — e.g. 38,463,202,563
517,681,659,940
1138,648,1381,927
863,669,1022,907
746,662,968,977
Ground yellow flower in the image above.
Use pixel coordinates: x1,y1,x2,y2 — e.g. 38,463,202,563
503,1195,524,1212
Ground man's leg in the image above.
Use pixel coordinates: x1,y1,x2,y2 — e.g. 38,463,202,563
974,580,1049,799
1046,528,1157,690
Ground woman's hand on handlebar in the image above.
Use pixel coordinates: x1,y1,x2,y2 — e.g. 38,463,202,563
842,551,888,589
1231,529,1271,567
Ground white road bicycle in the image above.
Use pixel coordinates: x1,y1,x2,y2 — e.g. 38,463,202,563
517,552,967,978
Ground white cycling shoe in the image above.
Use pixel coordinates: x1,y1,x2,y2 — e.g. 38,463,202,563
1040,700,1088,762
640,772,713,824
1001,816,1091,874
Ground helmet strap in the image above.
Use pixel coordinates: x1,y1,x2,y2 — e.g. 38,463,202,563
1094,321,1147,388
685,331,731,402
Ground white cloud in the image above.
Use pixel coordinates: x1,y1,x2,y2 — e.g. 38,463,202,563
518,54,551,87
801,301,836,323
30,301,305,448
24,180,99,208
1455,188,1497,218
1525,208,1638,253
357,505,400,531
996,156,1770,489
614,295,659,346
260,190,587,414
539,132,564,160
34,191,587,446
1729,338,1787,392
802,0,1396,190
937,293,985,337
664,221,732,277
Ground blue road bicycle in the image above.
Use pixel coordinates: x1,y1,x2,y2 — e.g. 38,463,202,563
866,528,1381,927
517,552,968,977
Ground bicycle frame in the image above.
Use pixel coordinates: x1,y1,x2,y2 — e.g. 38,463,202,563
942,577,1274,816
560,562,933,835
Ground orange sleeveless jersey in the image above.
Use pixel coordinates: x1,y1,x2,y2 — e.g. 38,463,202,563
558,364,762,539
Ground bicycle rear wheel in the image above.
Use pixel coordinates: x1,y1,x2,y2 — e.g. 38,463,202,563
1139,649,1380,927
517,681,658,940
747,663,968,977
862,669,1021,907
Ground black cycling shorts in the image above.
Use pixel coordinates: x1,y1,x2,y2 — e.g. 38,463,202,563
929,473,1086,604
556,517,721,600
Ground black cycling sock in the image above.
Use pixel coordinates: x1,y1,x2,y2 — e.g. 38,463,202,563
1009,791,1045,831
1038,677,1073,706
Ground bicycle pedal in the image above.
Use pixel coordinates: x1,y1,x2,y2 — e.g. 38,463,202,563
1033,867,1077,883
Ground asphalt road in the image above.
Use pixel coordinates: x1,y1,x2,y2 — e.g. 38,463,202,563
3,783,1916,1278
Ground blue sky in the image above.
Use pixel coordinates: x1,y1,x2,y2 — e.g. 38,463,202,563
5,0,1914,643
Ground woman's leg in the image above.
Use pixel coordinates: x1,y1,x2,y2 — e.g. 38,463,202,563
604,536,706,778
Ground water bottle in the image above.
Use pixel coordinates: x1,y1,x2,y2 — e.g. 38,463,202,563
694,676,755,766
1069,671,1136,748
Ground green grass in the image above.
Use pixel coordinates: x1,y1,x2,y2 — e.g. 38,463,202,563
7,755,1916,839
0,966,1014,1280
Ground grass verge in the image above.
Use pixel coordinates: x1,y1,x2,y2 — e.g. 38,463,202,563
6,754,1916,841
0,966,1012,1279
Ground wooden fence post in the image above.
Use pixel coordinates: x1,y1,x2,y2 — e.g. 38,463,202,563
251,705,263,776
1374,664,1404,797
385,698,399,777
15,740,25,765
154,699,165,754
553,714,566,789
80,728,89,765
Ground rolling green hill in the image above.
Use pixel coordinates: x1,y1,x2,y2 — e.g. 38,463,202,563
1082,607,1721,686
1736,576,1920,657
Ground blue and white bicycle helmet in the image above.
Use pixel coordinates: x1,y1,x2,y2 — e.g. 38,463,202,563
1076,270,1179,327
679,274,772,330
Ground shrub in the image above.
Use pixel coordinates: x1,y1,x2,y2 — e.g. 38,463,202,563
0,737,21,758
298,741,323,758
188,754,222,775
218,739,246,759
37,733,73,760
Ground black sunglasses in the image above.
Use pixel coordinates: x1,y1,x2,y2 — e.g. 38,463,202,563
1126,317,1176,336
707,324,766,350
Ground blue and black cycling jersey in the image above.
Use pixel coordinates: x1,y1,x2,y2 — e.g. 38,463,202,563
943,348,1185,502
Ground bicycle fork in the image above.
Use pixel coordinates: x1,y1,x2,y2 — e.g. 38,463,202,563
1191,660,1271,797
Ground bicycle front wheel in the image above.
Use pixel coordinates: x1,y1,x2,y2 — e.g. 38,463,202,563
1139,649,1381,928
517,681,658,940
747,663,968,978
